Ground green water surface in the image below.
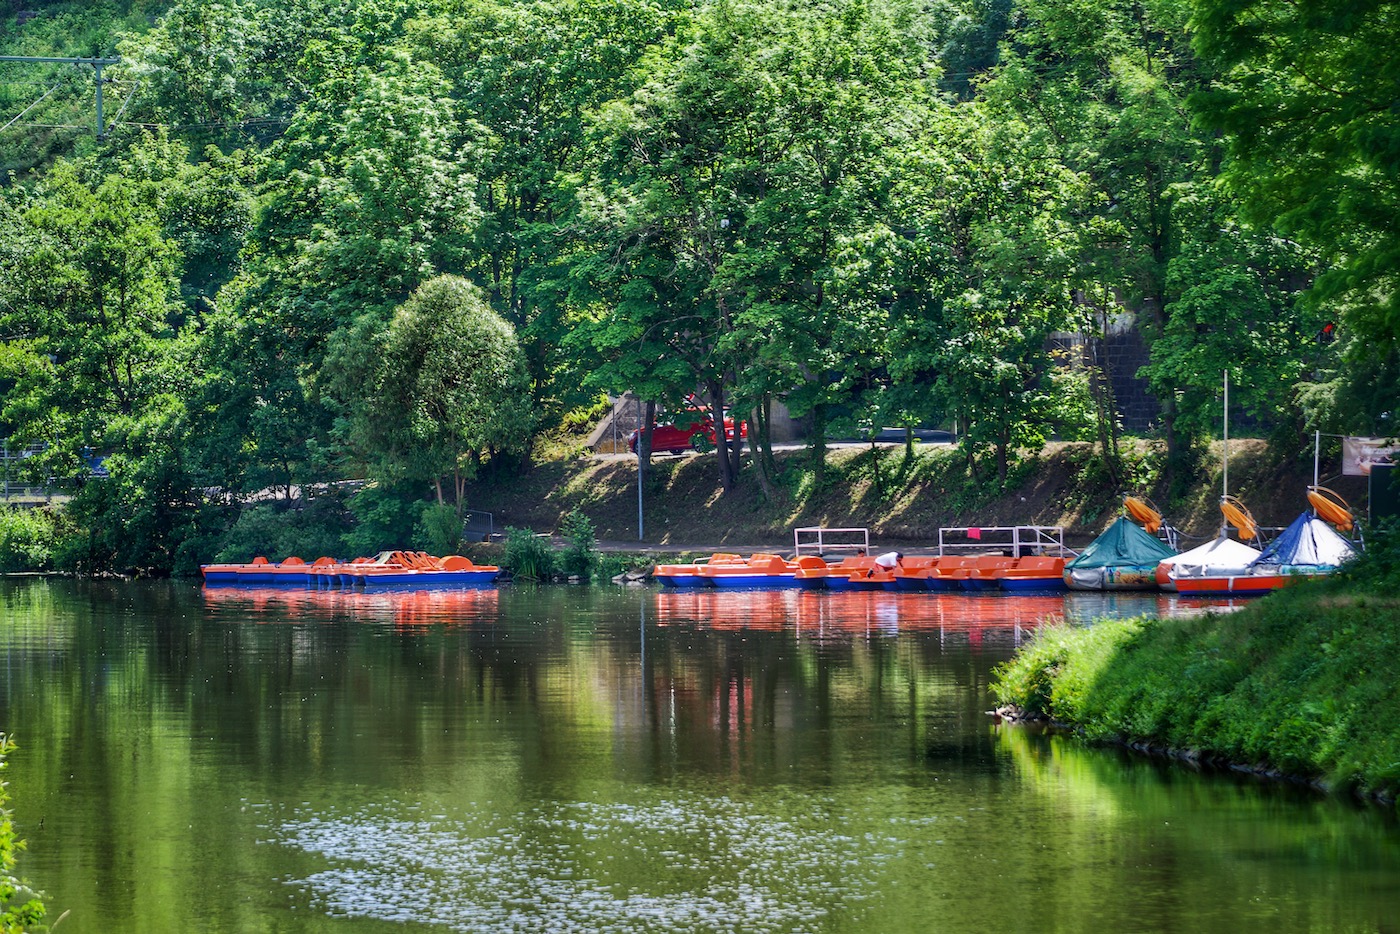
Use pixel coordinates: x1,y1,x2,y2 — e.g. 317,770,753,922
1,580,1395,932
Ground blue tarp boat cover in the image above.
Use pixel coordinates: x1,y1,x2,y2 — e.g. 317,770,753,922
1251,513,1355,568
1066,516,1177,569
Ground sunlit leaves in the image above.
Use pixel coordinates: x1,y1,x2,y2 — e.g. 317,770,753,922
334,275,536,507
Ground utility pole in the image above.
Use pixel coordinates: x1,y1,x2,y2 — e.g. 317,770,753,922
0,55,121,138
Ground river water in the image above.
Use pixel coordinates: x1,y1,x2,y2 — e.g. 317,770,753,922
1,579,1397,932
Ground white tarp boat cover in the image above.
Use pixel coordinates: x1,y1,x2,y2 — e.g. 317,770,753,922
1160,534,1262,579
1250,513,1355,569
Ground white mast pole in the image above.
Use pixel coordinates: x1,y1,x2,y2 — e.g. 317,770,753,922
1313,430,1321,489
1223,370,1229,501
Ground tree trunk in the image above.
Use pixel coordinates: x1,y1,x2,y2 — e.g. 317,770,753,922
454,462,467,517
748,402,777,500
1080,298,1125,488
705,379,735,494
726,374,742,481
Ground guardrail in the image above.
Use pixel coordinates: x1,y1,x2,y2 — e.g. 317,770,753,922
937,525,1075,558
794,526,870,557
0,484,56,507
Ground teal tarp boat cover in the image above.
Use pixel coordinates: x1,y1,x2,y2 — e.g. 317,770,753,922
1251,512,1355,568
1066,516,1177,569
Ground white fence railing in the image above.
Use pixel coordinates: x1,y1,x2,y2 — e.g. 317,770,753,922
794,527,870,557
936,526,1075,558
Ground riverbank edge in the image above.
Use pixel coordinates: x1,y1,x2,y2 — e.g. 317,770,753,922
988,573,1400,809
990,707,1362,801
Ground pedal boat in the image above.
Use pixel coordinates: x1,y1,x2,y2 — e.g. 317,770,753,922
697,553,810,589
652,553,743,588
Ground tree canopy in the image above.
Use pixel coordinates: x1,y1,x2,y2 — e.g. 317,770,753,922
0,0,1384,572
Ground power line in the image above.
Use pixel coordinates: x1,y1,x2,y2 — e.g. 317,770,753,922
0,55,120,138
105,81,139,134
0,82,61,134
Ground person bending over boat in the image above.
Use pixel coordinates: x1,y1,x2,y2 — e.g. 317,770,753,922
874,551,904,569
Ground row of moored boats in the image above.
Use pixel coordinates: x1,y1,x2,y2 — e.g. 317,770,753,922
202,551,501,588
654,553,1075,591
201,490,1359,596
655,490,1360,596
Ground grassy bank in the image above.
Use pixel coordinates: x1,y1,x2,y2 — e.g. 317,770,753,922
1,436,1342,575
992,529,1400,802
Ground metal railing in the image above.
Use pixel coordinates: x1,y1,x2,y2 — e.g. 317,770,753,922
794,526,870,557
1,440,52,506
462,509,495,543
936,525,1075,558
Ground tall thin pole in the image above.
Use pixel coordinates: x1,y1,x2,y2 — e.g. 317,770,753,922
0,55,120,138
1313,430,1321,488
94,61,105,137
1222,370,1229,500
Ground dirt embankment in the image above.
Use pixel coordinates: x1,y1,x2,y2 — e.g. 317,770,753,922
464,439,1358,554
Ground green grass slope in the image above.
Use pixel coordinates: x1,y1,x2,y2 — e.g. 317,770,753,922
992,528,1400,802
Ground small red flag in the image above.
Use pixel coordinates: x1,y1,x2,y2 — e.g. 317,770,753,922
967,527,981,540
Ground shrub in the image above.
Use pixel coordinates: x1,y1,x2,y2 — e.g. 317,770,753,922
502,526,555,581
0,734,46,931
416,503,463,556
216,498,351,563
1330,520,1399,592
343,484,421,557
557,510,597,581
593,551,632,579
0,508,58,572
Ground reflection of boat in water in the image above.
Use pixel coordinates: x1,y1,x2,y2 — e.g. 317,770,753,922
650,589,1175,641
201,585,500,628
652,588,800,630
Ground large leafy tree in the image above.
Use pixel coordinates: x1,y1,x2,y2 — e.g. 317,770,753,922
0,161,178,475
981,0,1317,487
0,148,236,571
1188,0,1400,433
1143,187,1324,443
245,50,480,345
889,106,1091,483
419,0,678,429
205,41,482,500
579,0,938,495
333,275,536,511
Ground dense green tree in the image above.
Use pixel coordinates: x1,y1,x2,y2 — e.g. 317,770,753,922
335,275,536,512
244,51,480,344
579,0,939,495
888,106,1091,483
419,0,679,429
1142,186,1324,443
1188,0,1400,433
980,0,1317,487
0,161,178,478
